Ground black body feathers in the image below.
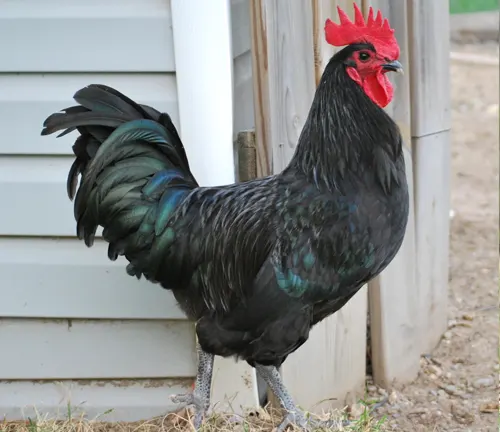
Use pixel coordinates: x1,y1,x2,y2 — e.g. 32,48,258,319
41,45,409,368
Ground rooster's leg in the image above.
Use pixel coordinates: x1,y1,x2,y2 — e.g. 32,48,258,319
171,343,214,429
255,364,339,432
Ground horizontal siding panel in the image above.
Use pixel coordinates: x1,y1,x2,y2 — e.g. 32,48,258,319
0,0,175,72
0,73,178,155
0,156,90,236
0,319,196,379
233,50,255,135
231,0,252,58
1,379,192,422
0,238,186,320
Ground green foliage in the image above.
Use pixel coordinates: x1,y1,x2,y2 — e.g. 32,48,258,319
450,0,499,14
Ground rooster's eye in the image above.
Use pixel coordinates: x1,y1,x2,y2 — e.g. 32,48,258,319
358,52,371,62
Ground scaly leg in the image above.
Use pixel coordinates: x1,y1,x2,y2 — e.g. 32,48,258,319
171,343,214,429
255,364,339,432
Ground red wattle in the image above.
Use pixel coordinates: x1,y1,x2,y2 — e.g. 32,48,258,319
363,73,393,108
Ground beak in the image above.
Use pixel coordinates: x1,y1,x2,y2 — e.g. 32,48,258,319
382,60,404,74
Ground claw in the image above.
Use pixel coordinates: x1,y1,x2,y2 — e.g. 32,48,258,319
170,392,195,406
275,411,309,432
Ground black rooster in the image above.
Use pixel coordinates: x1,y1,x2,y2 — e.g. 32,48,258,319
41,4,408,431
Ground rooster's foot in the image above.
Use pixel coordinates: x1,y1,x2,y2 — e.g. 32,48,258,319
170,343,214,430
275,410,310,432
255,364,349,431
170,392,208,429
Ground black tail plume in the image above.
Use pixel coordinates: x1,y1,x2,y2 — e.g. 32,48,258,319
41,85,198,281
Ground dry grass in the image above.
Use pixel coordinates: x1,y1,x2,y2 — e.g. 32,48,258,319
0,404,387,432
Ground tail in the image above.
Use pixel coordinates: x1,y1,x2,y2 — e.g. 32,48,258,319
41,84,198,280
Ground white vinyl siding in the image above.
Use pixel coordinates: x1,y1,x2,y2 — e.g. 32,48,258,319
0,0,255,421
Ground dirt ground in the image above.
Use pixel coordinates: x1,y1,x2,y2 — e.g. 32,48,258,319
364,41,499,431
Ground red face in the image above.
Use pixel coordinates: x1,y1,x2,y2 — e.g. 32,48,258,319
345,48,403,108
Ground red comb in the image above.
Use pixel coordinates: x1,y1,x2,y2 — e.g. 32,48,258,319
325,3,399,59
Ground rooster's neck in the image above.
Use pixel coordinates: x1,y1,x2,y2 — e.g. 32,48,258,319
287,47,403,193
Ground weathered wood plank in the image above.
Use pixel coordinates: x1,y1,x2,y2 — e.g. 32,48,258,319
313,0,336,86
408,0,451,352
0,379,192,422
250,0,273,177
407,0,452,137
365,0,420,387
413,132,451,353
0,319,196,379
250,0,317,177
0,238,186,320
367,0,412,144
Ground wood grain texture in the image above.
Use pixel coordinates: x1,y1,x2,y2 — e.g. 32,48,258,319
368,0,412,144
250,0,317,176
365,0,420,387
313,0,336,86
408,0,451,352
0,379,193,422
0,319,197,379
250,0,273,177
412,132,451,353
0,238,186,320
407,0,452,137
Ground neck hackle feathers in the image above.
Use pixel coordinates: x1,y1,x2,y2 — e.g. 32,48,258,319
324,3,399,60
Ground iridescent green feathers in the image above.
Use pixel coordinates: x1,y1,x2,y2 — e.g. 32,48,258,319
41,84,197,281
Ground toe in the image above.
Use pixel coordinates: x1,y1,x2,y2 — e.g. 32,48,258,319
171,393,194,405
276,412,308,432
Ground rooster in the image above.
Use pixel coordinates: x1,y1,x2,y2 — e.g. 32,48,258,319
41,4,407,431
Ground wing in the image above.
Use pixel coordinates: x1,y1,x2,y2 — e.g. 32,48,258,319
157,176,278,316
269,184,388,304
209,183,376,326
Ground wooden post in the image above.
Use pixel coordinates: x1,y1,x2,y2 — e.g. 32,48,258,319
250,0,368,412
237,130,258,182
408,0,451,353
365,0,420,387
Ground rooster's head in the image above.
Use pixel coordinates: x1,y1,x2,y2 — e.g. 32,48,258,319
324,3,402,108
